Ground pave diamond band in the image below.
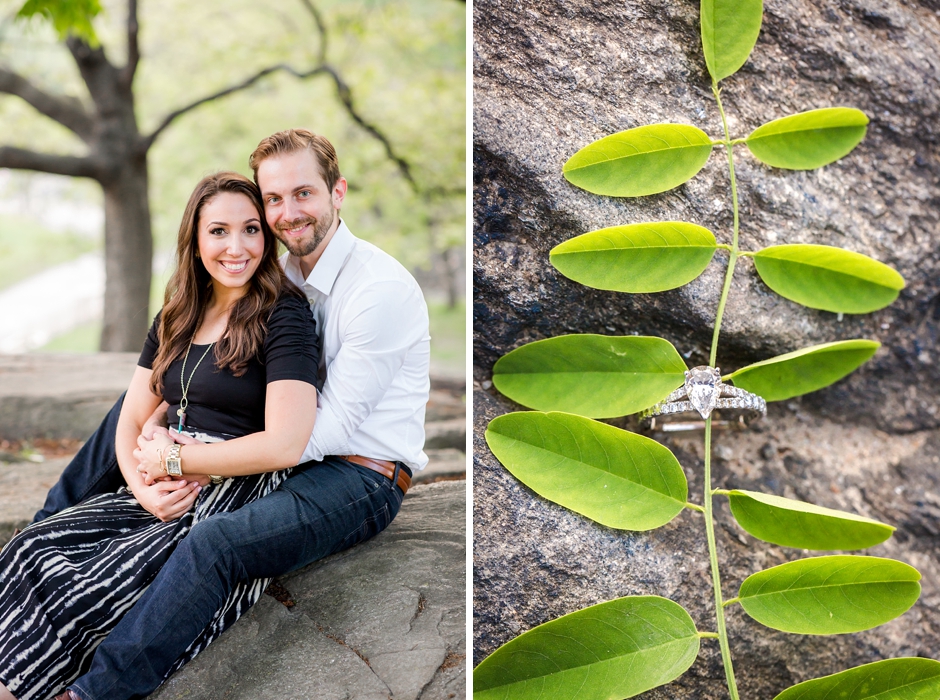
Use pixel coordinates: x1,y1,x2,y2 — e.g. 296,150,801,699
639,366,766,431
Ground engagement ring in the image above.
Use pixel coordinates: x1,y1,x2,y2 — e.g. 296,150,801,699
639,366,766,431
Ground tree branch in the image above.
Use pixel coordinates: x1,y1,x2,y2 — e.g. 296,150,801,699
0,66,93,139
0,146,98,178
121,0,140,88
297,0,327,65
297,0,418,190
319,65,416,188
143,64,329,150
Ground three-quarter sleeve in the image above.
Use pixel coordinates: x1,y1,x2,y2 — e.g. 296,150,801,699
263,293,320,385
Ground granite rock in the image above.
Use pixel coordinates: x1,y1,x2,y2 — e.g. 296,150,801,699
474,0,940,696
473,0,940,431
151,481,466,700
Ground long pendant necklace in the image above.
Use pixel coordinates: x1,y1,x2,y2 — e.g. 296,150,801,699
177,339,215,432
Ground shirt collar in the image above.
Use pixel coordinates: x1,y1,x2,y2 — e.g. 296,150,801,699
282,219,355,297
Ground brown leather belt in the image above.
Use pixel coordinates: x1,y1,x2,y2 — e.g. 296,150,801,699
340,455,411,494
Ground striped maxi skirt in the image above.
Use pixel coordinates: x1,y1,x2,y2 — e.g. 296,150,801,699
0,467,290,700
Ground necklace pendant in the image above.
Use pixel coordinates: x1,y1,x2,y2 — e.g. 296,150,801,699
177,410,186,430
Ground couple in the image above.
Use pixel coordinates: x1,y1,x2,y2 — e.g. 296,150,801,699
0,129,430,700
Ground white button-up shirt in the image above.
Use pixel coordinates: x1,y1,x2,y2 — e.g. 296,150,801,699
281,220,430,470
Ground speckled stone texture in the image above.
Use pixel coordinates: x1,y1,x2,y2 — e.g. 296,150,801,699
473,0,940,697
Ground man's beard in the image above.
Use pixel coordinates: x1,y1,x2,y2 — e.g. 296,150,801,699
275,211,335,258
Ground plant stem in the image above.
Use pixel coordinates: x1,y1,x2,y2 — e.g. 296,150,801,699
709,83,741,368
704,420,740,700
705,80,743,700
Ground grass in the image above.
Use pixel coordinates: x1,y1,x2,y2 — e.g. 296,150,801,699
428,298,466,373
0,214,98,293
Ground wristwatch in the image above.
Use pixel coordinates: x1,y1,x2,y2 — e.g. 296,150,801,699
165,444,183,477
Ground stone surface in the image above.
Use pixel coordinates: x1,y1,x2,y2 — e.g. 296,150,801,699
474,0,940,432
473,388,940,699
150,481,465,700
474,0,940,695
0,353,138,440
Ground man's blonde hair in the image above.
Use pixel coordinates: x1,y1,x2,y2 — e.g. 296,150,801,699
249,129,341,190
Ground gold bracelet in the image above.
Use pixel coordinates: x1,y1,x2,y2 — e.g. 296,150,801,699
158,446,167,474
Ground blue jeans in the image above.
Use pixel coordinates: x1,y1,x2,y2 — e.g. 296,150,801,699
34,397,406,700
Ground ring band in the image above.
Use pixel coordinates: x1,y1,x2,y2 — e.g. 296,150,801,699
639,366,766,431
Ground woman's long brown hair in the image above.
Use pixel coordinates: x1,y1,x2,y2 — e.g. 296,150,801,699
149,172,301,395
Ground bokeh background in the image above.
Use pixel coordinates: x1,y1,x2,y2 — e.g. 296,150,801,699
0,0,466,377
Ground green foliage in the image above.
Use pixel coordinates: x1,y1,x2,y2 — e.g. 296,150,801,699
486,412,688,530
773,658,940,700
726,339,880,402
473,596,700,700
562,124,713,197
0,0,465,290
727,490,895,550
481,0,928,695
752,244,904,313
491,334,686,418
700,0,763,82
746,108,869,170
16,0,102,44
550,221,718,293
738,556,921,635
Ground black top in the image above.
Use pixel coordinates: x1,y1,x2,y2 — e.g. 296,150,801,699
138,293,320,439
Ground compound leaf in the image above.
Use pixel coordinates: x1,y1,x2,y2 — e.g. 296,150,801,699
473,596,700,700
701,0,763,82
486,412,688,530
492,334,687,418
753,244,904,314
725,339,880,402
550,221,718,293
774,658,940,700
563,124,713,197
728,489,894,550
747,108,869,170
739,556,921,635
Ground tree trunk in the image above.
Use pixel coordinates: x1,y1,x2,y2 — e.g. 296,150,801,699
100,156,152,352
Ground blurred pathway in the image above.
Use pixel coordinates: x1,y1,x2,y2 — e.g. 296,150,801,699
0,253,104,353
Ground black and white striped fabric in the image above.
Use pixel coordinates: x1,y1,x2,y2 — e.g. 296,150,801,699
0,467,289,700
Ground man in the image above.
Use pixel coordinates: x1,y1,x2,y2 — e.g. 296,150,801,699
39,129,430,700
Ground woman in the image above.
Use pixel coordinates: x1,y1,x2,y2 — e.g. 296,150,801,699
0,172,319,700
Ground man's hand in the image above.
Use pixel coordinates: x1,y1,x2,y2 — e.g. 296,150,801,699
131,479,201,522
141,401,170,439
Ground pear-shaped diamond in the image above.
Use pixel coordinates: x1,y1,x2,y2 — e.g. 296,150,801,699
685,366,722,419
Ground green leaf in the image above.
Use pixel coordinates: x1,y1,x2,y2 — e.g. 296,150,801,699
701,0,763,82
492,334,687,418
550,221,718,293
752,244,904,314
473,596,700,700
563,124,713,197
728,490,894,550
16,0,102,45
746,108,869,170
486,412,688,530
725,339,880,402
738,555,921,635
774,658,940,700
